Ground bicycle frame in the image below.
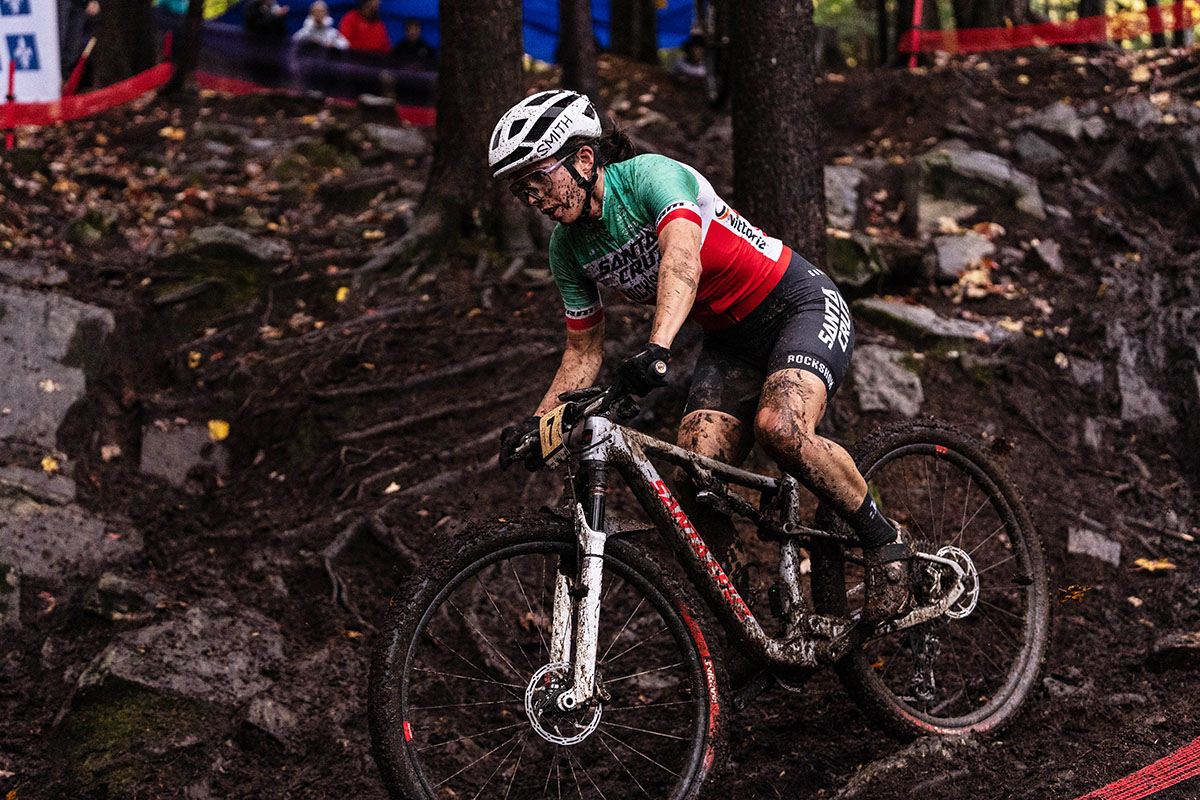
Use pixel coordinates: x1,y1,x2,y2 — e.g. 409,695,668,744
548,413,861,709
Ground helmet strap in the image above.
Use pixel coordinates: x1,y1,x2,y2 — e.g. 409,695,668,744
564,159,598,221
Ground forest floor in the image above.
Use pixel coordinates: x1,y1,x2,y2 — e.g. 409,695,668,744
2,45,1200,800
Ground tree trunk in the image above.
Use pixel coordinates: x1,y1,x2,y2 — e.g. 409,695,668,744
92,0,156,87
559,0,602,109
164,0,205,93
731,0,826,266
610,0,658,64
423,0,524,240
875,0,889,65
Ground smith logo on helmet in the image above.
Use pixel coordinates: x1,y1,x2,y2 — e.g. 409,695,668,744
535,116,576,158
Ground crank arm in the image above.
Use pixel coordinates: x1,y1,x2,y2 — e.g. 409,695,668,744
866,553,967,639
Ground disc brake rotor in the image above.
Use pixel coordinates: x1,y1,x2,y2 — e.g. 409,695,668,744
525,662,602,745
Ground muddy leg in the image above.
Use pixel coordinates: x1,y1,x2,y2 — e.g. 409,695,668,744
752,368,867,519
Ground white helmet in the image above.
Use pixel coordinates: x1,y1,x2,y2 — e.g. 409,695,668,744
489,90,602,179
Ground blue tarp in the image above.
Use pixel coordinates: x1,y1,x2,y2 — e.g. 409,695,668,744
216,1,695,63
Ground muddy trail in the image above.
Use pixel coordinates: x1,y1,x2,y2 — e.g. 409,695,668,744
2,48,1199,800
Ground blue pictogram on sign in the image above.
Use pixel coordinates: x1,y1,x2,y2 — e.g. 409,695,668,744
0,0,32,17
5,34,40,71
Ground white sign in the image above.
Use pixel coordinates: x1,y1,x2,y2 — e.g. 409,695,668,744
0,0,61,102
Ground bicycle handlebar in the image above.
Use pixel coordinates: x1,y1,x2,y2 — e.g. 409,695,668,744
511,360,666,464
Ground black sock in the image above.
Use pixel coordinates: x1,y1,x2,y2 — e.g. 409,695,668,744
848,492,896,548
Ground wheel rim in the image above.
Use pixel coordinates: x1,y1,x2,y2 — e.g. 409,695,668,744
397,540,710,799
844,443,1045,730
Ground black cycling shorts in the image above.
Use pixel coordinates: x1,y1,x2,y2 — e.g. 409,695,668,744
684,251,854,422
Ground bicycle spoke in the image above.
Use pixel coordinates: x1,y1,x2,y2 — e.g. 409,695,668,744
410,697,523,711
600,597,646,663
422,633,523,694
975,554,1016,575
966,519,1008,559
977,598,1025,622
542,747,559,799
597,729,654,799
419,720,527,752
469,732,525,800
412,665,522,694
957,474,974,549
605,661,684,684
475,573,538,671
433,731,519,789
601,625,667,665
448,596,526,680
500,732,530,800
604,699,691,713
566,747,608,800
509,559,550,663
598,728,681,777
601,720,688,741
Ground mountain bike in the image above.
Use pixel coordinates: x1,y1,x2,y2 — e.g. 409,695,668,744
369,381,1050,799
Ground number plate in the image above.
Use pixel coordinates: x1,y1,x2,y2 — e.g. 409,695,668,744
539,403,567,462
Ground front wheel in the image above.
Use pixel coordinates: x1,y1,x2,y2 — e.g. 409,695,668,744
810,421,1050,738
369,517,725,800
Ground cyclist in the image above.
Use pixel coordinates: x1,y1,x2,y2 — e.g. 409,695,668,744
491,90,911,623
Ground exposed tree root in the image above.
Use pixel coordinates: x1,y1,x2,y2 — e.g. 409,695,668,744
320,508,419,630
353,206,447,276
335,387,535,444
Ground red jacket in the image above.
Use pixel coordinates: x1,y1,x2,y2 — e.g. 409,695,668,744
338,11,391,52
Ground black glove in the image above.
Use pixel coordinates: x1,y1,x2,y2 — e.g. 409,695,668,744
617,344,671,396
499,415,541,471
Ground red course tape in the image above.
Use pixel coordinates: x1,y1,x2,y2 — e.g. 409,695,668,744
1071,736,1200,800
899,5,1199,53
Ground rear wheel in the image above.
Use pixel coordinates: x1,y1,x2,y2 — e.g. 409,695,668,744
370,518,725,799
810,421,1050,738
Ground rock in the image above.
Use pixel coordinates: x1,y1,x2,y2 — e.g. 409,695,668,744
84,573,162,623
854,297,1018,345
0,562,19,629
929,232,995,281
1067,527,1121,567
0,286,114,449
0,258,68,287
0,465,77,504
824,165,866,229
910,197,980,238
1029,238,1064,273
180,225,292,264
1082,418,1105,450
906,142,1046,239
1105,693,1148,706
825,231,887,290
1081,116,1109,140
246,137,278,153
1112,95,1162,129
1100,143,1135,177
78,599,285,706
835,735,978,798
140,422,230,488
852,345,924,417
194,122,252,144
1069,359,1104,390
201,140,234,158
1024,101,1083,141
1013,131,1066,169
239,696,299,749
363,123,428,157
1148,631,1200,670
1117,344,1174,430
1043,674,1095,698
0,491,140,581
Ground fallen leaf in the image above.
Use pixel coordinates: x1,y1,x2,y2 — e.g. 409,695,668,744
346,630,364,639
38,591,56,614
41,456,59,473
336,286,350,302
1127,596,1143,607
1133,557,1176,573
187,351,203,369
1054,352,1069,369
1017,74,1030,85
1130,64,1151,83
158,126,187,141
362,229,385,240
208,419,230,442
101,444,122,462
383,482,400,494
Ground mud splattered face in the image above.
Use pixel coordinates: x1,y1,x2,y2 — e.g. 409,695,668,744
506,147,598,225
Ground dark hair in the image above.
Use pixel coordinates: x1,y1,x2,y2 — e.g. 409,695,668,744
557,125,636,170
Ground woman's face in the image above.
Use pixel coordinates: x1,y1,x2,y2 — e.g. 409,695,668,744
508,148,595,224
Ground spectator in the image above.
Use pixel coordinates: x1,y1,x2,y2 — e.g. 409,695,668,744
391,17,434,68
152,0,188,59
293,1,349,49
245,0,290,37
338,0,391,53
57,0,100,81
672,34,707,84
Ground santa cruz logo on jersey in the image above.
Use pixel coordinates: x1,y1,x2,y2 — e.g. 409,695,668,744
819,287,852,352
581,227,660,304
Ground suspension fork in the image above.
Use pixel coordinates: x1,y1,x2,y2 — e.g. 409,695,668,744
549,457,610,710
